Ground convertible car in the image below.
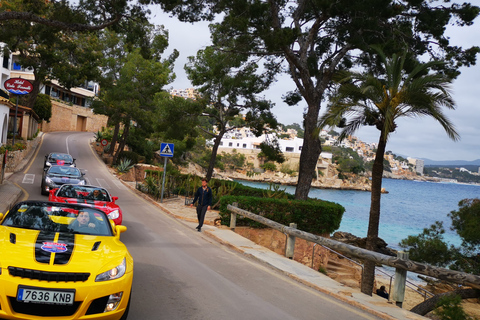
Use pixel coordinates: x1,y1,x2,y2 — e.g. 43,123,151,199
44,153,76,168
0,201,133,320
41,166,86,195
49,185,123,225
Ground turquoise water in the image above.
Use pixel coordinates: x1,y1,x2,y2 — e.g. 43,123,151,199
235,179,480,250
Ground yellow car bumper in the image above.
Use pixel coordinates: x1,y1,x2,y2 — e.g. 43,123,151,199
0,269,133,320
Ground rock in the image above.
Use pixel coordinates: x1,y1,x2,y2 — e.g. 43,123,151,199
332,232,397,257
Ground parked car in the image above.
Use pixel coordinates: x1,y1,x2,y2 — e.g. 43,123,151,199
0,200,133,319
41,165,86,195
44,152,76,168
49,184,123,225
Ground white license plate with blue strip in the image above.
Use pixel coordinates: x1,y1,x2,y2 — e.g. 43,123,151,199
17,286,75,305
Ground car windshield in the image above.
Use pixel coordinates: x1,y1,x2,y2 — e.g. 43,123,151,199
57,185,111,202
1,202,113,236
48,166,80,176
50,153,73,162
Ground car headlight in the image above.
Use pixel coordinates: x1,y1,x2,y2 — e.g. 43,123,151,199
108,209,120,220
78,180,86,185
96,258,126,282
46,161,52,166
45,177,53,184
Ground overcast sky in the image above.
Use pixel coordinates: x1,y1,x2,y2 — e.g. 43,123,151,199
149,6,480,162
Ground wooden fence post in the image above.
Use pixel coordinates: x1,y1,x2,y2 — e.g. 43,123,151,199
391,251,409,308
285,223,297,259
230,202,238,231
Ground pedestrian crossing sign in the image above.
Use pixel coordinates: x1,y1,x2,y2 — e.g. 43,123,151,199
160,143,174,157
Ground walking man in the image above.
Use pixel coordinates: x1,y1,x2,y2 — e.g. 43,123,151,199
190,178,212,232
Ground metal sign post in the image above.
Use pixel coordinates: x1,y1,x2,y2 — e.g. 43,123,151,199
3,78,33,145
159,143,174,203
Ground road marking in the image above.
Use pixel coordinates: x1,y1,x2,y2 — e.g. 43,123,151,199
95,178,111,189
112,180,127,190
22,174,35,184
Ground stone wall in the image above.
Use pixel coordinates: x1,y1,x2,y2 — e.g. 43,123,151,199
234,226,331,271
3,135,42,173
41,100,108,133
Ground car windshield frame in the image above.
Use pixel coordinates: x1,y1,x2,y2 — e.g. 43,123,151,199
56,185,112,202
1,201,113,236
49,153,73,162
47,166,81,177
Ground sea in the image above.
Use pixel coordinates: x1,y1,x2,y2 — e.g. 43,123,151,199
235,178,480,250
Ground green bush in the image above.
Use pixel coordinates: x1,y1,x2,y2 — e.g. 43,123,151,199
116,158,134,173
218,196,345,235
0,142,26,154
261,162,277,171
116,151,139,165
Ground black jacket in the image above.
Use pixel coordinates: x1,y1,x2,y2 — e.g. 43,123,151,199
192,186,212,207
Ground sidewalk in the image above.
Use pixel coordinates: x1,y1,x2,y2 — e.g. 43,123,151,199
122,181,426,320
0,177,24,214
0,140,427,320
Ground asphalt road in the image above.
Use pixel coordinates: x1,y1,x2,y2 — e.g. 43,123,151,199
9,131,382,320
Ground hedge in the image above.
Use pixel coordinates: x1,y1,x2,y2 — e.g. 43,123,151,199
218,195,345,235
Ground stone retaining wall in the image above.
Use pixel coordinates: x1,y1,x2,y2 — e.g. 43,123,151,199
3,135,42,172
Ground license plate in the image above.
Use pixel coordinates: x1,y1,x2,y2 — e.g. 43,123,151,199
17,286,75,305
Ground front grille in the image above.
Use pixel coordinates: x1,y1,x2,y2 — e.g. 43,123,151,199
9,297,81,316
8,267,90,282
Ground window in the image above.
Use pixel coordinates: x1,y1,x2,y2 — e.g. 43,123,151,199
2,55,9,69
243,144,247,148
228,142,233,147
286,147,294,152
237,143,239,147
220,142,223,146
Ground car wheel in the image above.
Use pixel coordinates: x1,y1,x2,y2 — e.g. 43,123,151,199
119,292,131,320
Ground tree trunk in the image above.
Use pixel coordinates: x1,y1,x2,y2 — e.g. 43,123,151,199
26,76,43,109
113,121,130,164
294,102,322,200
410,289,480,315
206,131,225,181
109,122,120,155
361,132,387,295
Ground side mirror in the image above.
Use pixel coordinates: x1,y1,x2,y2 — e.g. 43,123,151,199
115,225,127,237
112,196,118,202
0,213,3,222
45,154,48,159
49,189,57,199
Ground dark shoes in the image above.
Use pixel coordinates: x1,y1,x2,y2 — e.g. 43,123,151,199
195,226,201,232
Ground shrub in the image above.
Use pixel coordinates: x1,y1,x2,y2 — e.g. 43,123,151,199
116,158,134,173
116,151,139,165
218,196,345,235
261,162,277,171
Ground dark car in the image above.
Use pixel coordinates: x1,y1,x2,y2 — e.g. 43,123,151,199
41,165,86,195
44,152,76,168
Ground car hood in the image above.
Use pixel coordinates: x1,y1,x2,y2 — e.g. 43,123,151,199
0,227,127,273
48,176,84,184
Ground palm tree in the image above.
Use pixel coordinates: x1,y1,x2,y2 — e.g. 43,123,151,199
318,47,460,296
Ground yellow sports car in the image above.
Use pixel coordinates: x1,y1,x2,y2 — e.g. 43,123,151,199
0,201,133,320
